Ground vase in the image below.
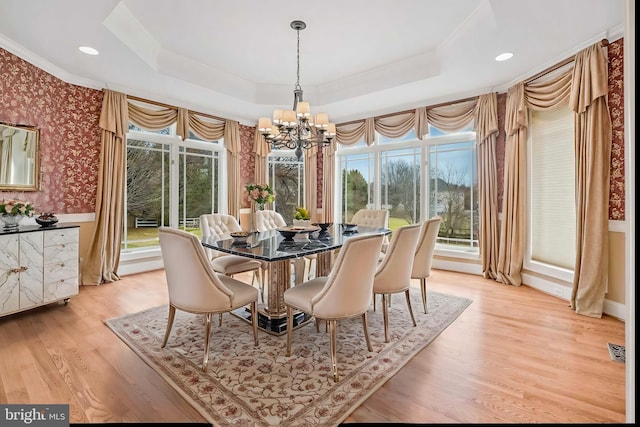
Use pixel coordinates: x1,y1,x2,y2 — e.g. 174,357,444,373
248,201,261,232
1,213,26,229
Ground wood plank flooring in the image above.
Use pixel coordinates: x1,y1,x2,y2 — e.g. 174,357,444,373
0,269,625,424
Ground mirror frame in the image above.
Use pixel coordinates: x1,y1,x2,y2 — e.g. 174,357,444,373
0,122,41,191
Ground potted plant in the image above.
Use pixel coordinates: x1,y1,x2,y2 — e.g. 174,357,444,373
292,206,311,227
0,199,35,229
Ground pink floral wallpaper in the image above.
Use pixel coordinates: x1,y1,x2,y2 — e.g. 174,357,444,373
0,47,102,214
607,38,624,221
239,124,257,209
496,93,506,213
1,38,626,220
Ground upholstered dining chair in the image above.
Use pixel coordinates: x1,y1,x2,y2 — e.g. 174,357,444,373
350,208,390,252
158,227,259,372
412,217,442,314
254,209,287,231
199,213,268,301
255,209,314,285
283,232,384,382
372,223,422,343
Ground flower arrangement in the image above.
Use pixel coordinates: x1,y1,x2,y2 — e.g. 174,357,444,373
0,199,35,216
294,207,310,220
245,183,275,210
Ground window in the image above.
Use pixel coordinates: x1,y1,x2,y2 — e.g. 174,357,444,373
123,123,224,252
527,104,575,279
267,149,304,224
339,152,374,221
336,125,478,254
428,138,478,252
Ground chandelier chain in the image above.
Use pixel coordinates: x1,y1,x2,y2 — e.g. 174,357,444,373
296,27,301,89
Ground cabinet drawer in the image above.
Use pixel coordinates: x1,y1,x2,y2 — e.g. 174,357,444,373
44,243,78,264
43,228,79,247
44,276,78,303
44,260,78,283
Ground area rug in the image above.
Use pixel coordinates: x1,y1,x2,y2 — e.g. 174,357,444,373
105,289,471,426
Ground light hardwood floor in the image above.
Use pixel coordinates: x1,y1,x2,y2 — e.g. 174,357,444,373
0,268,625,424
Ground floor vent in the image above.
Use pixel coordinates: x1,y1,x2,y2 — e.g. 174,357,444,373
607,343,625,363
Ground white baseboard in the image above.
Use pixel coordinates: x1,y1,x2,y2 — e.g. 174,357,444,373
433,258,625,322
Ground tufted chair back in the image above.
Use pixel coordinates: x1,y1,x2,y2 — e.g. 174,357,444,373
350,209,389,229
199,213,243,260
254,210,287,231
351,208,390,251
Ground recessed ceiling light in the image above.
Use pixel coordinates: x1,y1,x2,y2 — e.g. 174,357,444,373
495,52,513,62
79,46,99,56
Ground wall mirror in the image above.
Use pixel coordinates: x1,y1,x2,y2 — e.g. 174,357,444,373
0,122,40,191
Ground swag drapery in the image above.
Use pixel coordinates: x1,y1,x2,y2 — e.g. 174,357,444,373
82,91,241,285
497,41,611,317
254,93,500,278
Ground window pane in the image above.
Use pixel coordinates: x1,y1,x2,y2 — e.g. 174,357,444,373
128,123,171,135
178,146,219,236
124,139,170,250
381,148,420,228
340,153,374,222
268,153,304,224
429,141,478,251
379,129,416,144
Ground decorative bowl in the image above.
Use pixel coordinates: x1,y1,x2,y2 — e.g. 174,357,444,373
312,222,333,233
35,216,59,227
341,223,358,233
229,231,251,243
277,229,298,241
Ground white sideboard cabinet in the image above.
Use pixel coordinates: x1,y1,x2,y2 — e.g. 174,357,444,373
0,224,79,317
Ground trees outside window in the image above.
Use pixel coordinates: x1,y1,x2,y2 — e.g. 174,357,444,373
337,125,477,253
123,124,223,251
267,150,304,225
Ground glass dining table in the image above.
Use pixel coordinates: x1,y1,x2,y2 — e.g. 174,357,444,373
201,224,391,335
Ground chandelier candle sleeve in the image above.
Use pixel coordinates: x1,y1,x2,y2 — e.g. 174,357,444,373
257,20,336,160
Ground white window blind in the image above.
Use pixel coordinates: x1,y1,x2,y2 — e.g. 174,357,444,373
529,105,576,270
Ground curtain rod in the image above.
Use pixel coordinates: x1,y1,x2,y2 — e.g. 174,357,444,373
525,38,609,84
337,95,479,127
125,93,227,122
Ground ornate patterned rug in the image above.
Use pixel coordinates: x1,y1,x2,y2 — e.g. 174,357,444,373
105,289,471,426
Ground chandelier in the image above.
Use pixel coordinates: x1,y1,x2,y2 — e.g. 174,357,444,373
258,20,335,160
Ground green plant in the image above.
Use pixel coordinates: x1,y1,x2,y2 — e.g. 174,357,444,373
294,206,310,220
0,199,35,216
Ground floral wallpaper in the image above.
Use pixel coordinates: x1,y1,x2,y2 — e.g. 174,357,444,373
608,38,624,221
496,93,506,214
239,124,257,208
1,38,626,220
0,47,102,214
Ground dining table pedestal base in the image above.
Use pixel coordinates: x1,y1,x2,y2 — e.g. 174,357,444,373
232,306,311,336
